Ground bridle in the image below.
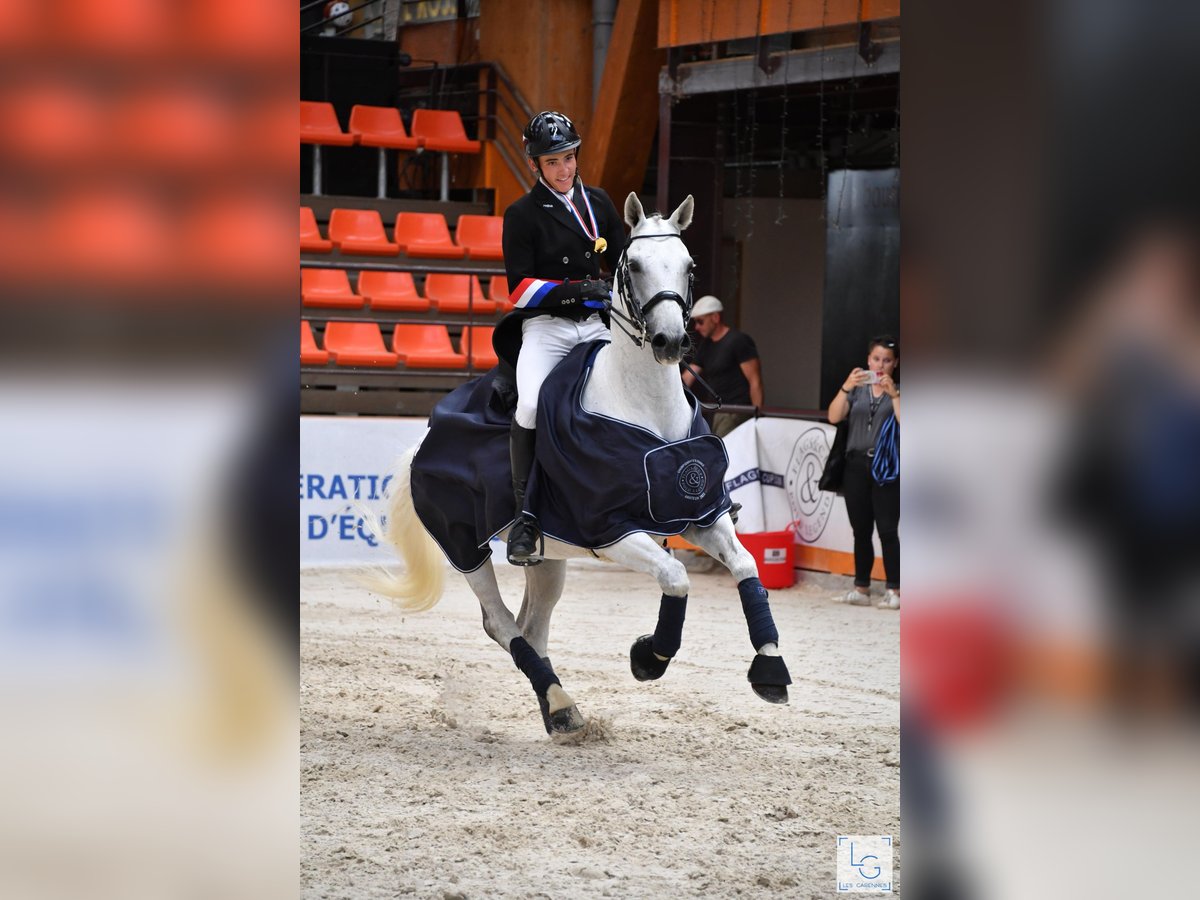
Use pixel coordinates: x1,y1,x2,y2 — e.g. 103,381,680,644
607,232,694,348
604,231,723,409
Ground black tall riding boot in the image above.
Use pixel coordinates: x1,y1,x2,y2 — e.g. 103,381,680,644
507,422,543,566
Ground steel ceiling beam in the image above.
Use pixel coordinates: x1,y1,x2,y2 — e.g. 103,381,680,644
659,41,900,98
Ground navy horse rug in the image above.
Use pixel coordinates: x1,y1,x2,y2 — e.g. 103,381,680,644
410,339,732,572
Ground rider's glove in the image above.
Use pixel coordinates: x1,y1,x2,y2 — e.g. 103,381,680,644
578,279,611,310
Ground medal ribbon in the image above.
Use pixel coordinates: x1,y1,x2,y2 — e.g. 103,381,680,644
564,179,600,244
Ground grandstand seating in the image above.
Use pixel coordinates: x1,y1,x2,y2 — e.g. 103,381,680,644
410,109,481,154
327,208,399,255
301,101,355,195
301,268,361,308
410,109,482,202
356,270,429,311
349,105,421,150
453,214,504,260
392,212,464,258
488,276,514,310
324,321,399,367
349,105,422,200
301,320,329,365
300,101,355,147
423,273,496,314
460,325,499,369
301,207,333,253
391,324,467,369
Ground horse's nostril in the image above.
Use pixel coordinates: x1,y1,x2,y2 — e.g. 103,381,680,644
651,333,668,349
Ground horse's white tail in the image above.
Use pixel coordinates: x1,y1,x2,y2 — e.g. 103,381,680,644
359,446,446,611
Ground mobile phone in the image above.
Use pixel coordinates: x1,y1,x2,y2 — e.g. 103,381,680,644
863,371,880,384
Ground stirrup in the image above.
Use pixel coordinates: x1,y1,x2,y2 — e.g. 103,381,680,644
507,515,544,566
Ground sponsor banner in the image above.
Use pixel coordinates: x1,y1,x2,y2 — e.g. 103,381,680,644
300,416,428,567
724,417,874,558
300,414,879,567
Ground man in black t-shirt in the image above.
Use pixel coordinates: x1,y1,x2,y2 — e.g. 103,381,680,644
681,295,764,437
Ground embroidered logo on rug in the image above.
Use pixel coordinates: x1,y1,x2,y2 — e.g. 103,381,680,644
675,459,708,500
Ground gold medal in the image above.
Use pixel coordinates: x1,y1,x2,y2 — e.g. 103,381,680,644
594,237,607,253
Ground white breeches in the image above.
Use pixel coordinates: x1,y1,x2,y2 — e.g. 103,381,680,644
514,314,608,428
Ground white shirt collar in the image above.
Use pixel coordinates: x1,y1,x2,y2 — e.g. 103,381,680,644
540,177,576,207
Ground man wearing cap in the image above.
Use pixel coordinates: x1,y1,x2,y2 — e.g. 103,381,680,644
682,295,764,437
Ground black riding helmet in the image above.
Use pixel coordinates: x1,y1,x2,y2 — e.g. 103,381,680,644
523,110,581,158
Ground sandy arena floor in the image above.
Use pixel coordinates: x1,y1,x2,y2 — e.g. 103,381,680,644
301,559,899,898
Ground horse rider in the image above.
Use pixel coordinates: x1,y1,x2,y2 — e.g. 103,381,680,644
495,109,627,565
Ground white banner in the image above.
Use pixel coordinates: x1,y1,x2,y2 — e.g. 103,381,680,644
300,414,875,568
723,417,867,557
300,416,428,567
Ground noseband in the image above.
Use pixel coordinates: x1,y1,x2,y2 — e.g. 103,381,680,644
609,232,694,348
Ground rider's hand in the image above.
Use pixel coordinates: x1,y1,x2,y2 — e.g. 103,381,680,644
579,279,611,310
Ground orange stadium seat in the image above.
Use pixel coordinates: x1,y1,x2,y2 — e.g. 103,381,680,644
410,109,482,202
488,276,514,311
460,325,499,369
301,101,355,195
410,109,481,154
350,105,423,199
423,273,496,314
357,270,429,311
391,324,467,369
349,105,421,150
454,214,504,260
302,268,361,308
300,101,355,146
301,207,332,253
392,212,464,259
301,321,329,365
324,322,399,367
327,209,398,255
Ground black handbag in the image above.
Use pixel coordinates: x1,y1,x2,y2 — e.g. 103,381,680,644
818,421,849,495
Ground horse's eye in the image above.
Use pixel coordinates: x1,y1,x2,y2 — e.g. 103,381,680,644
628,260,642,273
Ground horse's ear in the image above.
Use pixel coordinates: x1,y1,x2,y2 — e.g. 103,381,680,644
624,192,645,228
668,194,695,231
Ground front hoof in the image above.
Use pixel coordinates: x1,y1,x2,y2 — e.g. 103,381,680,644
630,635,671,681
747,654,792,705
751,682,790,704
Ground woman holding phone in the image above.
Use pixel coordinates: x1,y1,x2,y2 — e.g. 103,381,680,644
827,335,901,608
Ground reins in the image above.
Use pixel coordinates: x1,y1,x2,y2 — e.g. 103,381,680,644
606,232,723,411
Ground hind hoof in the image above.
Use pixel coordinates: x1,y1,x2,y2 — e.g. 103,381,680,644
548,704,585,734
630,635,671,681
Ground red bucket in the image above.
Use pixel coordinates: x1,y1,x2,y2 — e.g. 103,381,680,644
739,530,796,589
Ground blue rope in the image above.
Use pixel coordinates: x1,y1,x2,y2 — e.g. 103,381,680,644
872,413,899,485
